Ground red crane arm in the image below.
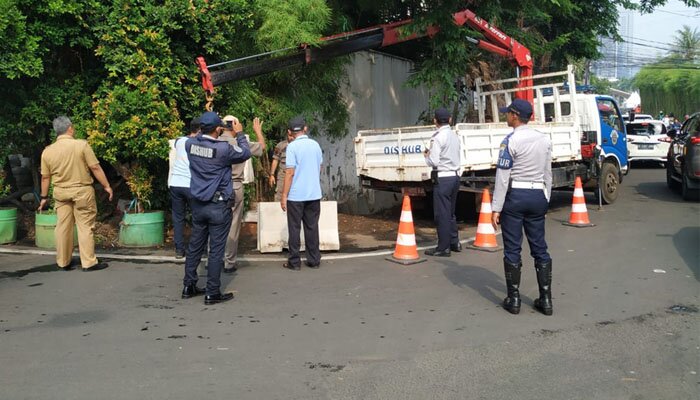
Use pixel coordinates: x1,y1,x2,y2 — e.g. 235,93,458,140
198,8,534,104
451,10,533,103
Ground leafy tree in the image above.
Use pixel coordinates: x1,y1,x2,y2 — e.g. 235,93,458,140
672,25,700,62
635,66,700,117
88,0,255,209
0,0,342,209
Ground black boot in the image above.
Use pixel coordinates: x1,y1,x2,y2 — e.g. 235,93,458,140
534,260,553,316
502,259,522,314
181,284,205,299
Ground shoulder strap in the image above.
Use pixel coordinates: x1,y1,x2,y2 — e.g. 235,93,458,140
497,131,515,170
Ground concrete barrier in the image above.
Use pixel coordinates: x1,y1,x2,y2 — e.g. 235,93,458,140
257,201,340,253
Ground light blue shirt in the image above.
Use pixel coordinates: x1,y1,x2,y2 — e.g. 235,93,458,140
168,137,191,188
286,135,323,201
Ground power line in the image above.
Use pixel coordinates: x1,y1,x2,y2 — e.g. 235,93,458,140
599,37,682,53
654,9,700,18
618,35,681,49
596,53,690,61
621,40,681,52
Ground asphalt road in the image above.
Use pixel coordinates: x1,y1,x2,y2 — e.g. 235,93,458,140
1,167,698,400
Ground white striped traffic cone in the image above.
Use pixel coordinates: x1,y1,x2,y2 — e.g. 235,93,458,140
467,189,502,252
563,177,595,227
386,196,426,265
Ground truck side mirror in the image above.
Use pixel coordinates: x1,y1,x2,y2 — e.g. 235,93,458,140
667,129,677,139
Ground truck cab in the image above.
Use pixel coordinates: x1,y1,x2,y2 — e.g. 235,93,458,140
536,92,628,204
538,93,629,177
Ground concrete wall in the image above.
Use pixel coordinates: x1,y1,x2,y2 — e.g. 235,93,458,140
315,51,430,214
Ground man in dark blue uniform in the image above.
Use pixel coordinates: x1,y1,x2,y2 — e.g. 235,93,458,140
491,99,553,316
181,111,251,305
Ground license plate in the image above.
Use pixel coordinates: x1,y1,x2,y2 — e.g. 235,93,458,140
637,143,655,150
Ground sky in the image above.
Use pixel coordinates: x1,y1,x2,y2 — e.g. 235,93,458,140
628,0,700,58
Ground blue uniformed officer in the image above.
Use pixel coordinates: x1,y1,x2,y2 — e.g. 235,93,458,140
424,107,462,257
491,99,553,316
181,111,251,305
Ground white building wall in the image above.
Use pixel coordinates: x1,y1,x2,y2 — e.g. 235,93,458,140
314,51,431,214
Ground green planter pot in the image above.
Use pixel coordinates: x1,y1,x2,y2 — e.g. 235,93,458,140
35,212,79,249
119,211,164,247
0,207,18,244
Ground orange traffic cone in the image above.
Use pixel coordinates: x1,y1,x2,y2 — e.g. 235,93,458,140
467,189,502,252
386,196,426,265
563,177,595,227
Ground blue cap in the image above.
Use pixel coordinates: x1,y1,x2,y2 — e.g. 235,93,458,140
199,111,224,132
499,99,533,118
434,107,450,123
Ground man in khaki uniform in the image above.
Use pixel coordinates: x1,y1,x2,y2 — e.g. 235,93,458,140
219,115,265,273
269,132,294,201
38,116,113,271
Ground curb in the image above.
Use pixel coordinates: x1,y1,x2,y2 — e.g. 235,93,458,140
0,233,502,263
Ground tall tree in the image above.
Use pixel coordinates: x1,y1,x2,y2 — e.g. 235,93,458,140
0,0,344,208
672,25,700,62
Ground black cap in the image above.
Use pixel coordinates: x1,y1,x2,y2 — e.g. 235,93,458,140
288,116,306,132
199,111,225,132
434,108,450,124
499,99,533,118
189,117,201,133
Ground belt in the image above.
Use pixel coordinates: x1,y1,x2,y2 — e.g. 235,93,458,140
437,171,459,177
511,181,545,189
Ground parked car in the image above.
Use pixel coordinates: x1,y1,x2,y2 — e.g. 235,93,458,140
622,113,653,123
666,112,700,200
626,120,671,164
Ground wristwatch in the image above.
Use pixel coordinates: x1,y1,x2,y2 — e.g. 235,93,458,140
40,195,49,200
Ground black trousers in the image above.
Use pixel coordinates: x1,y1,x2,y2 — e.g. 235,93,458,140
286,200,321,267
169,186,191,253
500,188,551,265
433,175,460,251
183,199,232,296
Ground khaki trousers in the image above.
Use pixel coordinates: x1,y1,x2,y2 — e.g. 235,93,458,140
53,186,98,269
224,181,245,267
274,170,286,201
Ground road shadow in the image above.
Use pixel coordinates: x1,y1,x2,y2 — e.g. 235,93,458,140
630,161,665,170
635,181,686,204
443,264,520,306
0,263,58,280
672,226,700,281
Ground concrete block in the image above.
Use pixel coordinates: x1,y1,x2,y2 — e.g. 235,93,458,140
257,201,340,253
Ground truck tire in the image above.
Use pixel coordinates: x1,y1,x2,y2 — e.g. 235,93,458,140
599,162,619,204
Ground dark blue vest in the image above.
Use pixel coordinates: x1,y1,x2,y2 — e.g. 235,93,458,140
186,133,251,202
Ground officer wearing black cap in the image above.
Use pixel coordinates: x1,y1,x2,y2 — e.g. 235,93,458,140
423,107,461,257
181,111,251,305
491,99,553,316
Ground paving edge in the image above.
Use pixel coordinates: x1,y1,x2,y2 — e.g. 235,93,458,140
0,233,501,263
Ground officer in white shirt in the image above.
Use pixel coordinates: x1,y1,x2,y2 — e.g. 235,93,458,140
167,117,199,258
423,108,461,257
491,99,553,316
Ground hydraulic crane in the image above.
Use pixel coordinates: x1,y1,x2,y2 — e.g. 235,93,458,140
197,9,533,110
